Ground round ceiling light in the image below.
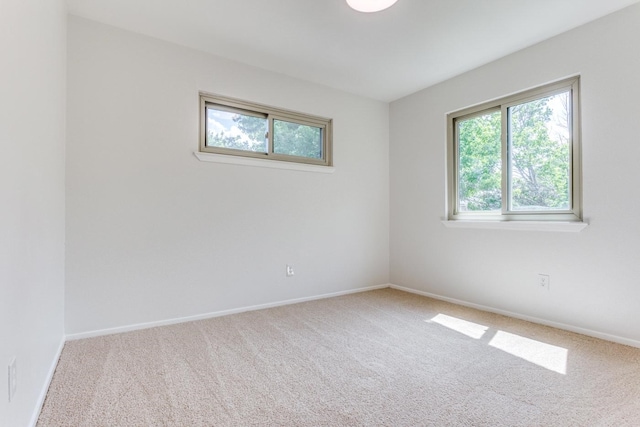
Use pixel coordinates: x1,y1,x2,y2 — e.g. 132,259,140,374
346,0,399,13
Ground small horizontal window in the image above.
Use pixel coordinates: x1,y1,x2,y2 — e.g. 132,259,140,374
200,93,332,166
447,77,582,222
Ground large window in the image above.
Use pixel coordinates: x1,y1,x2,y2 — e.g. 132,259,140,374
447,77,582,222
200,93,332,166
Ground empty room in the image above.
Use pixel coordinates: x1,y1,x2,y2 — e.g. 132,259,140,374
2,0,640,425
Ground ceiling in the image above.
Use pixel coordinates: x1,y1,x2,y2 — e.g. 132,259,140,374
66,0,640,102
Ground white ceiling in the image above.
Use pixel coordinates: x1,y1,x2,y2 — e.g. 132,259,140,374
66,0,640,102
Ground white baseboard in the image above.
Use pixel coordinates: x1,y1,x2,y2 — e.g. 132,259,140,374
30,336,65,427
390,284,640,349
66,284,390,341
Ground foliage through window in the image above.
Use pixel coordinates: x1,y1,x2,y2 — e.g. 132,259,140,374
200,93,332,166
447,77,581,221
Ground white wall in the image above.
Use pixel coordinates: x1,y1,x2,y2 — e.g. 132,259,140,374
390,4,640,343
0,0,67,425
65,17,389,335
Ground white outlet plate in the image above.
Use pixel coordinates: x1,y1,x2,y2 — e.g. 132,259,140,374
538,274,550,291
8,357,16,402
286,264,295,277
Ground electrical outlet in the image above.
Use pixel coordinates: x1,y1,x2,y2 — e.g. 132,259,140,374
286,264,295,277
8,357,16,403
538,274,550,291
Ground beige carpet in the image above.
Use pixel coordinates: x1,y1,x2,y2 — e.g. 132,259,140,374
38,289,640,426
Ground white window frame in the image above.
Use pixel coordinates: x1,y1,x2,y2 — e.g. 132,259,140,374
446,77,582,223
199,93,333,167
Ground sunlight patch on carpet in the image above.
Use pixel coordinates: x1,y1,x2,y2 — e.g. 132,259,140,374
430,314,489,339
489,330,568,374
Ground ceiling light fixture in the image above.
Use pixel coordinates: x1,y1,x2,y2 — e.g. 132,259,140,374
346,0,398,13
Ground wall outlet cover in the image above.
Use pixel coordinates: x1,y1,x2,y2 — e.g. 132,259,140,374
538,274,550,290
286,265,295,277
8,357,17,402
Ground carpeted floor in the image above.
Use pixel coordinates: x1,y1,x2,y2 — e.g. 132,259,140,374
38,288,640,426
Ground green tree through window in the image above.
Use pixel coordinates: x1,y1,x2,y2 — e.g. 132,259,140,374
458,111,501,211
509,94,570,210
448,77,581,222
201,93,331,166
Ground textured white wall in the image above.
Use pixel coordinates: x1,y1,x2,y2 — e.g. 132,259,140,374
65,17,390,335
390,4,640,343
0,0,67,425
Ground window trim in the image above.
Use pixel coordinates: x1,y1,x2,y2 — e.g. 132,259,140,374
446,76,582,223
199,93,333,167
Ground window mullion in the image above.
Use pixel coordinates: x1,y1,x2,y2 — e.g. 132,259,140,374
455,124,461,215
501,105,509,215
267,116,274,155
570,82,581,217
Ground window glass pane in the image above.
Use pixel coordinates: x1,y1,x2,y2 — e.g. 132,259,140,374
273,119,322,159
508,92,571,211
457,111,502,211
206,106,267,153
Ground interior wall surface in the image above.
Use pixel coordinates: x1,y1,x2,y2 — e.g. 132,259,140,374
0,0,67,425
65,17,390,335
390,4,640,343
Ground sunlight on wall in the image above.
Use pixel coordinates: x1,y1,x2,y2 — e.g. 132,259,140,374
489,331,568,375
430,313,489,339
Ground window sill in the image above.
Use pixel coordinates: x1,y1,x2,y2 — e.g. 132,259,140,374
194,151,335,174
441,220,588,232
